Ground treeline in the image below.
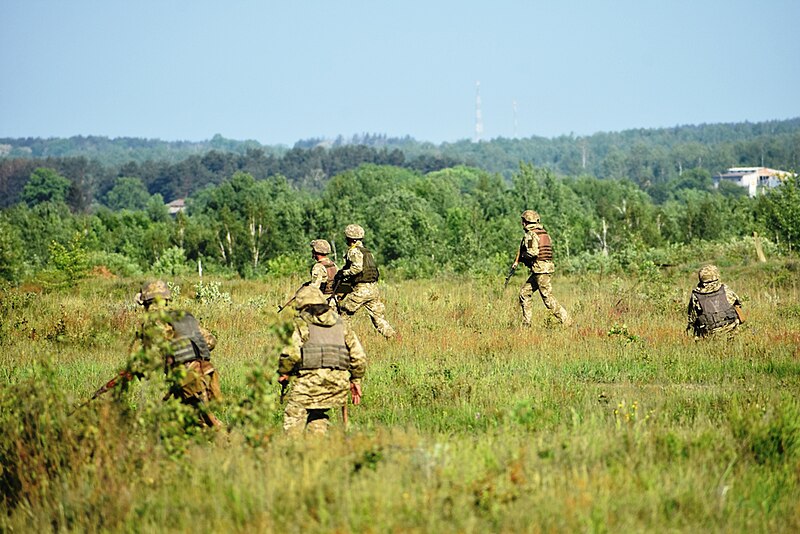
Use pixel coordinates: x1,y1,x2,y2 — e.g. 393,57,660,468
0,146,461,211
1,162,798,284
2,118,799,193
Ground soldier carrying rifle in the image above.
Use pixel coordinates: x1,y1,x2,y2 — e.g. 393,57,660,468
510,210,571,327
80,280,223,428
277,285,366,435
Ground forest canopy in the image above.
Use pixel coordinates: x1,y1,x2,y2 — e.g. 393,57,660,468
1,118,798,283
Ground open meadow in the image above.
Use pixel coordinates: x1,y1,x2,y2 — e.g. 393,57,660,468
2,260,799,532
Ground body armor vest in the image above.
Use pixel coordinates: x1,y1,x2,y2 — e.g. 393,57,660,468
344,246,379,284
320,258,338,295
168,312,211,364
694,285,737,333
521,228,553,265
300,319,350,371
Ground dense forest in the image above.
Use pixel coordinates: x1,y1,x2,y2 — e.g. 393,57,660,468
1,119,798,283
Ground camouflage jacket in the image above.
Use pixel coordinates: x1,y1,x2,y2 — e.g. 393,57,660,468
519,222,555,274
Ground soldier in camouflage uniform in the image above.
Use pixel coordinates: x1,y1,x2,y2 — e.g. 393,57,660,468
132,280,223,428
334,224,396,339
687,265,743,339
308,239,338,308
512,210,571,326
277,285,366,435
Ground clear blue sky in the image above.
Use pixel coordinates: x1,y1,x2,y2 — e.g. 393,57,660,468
2,1,798,146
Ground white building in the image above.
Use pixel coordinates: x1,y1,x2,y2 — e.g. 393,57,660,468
714,167,792,197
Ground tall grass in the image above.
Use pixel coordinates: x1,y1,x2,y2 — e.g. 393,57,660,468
1,261,799,532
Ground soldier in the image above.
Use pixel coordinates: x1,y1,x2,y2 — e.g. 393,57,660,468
334,224,396,339
132,280,223,428
277,285,366,435
687,264,744,339
308,239,338,307
511,210,571,326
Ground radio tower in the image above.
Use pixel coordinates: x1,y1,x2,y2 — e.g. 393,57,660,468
474,81,483,142
513,99,518,138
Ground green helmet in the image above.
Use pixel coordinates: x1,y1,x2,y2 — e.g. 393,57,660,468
294,285,327,309
310,239,331,255
521,210,540,223
344,224,365,239
135,279,171,306
698,265,720,284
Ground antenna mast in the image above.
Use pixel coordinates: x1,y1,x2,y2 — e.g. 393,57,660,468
513,99,518,138
474,81,483,142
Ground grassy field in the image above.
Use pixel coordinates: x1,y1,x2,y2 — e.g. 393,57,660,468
1,260,799,532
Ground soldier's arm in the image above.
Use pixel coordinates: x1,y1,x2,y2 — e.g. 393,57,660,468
340,248,364,278
343,324,366,383
277,324,306,375
527,232,540,258
726,287,743,308
309,263,326,289
200,325,217,351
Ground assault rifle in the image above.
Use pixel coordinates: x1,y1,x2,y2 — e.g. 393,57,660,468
70,369,135,415
277,296,295,313
503,263,517,289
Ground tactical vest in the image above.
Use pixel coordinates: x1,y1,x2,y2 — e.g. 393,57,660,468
300,318,350,371
320,258,338,295
344,246,379,284
694,286,738,333
168,312,211,364
521,227,553,265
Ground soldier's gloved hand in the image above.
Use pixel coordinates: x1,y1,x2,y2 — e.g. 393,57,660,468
278,374,290,385
350,382,362,405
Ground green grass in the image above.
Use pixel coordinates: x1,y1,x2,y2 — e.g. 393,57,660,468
1,263,799,532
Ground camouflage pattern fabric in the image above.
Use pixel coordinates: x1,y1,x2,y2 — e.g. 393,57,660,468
520,222,555,274
133,303,222,428
169,359,223,428
687,279,742,339
517,222,569,325
519,272,570,326
278,306,366,435
338,242,395,339
309,261,331,290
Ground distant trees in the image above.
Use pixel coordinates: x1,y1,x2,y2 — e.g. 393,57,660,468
21,168,71,205
758,173,800,250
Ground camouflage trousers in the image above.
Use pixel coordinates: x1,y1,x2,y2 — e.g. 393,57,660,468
282,369,350,436
519,272,570,326
170,359,223,428
694,320,740,340
338,282,396,339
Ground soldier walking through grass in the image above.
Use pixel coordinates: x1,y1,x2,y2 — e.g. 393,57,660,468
131,280,223,428
334,224,397,339
686,264,744,339
512,210,571,326
278,286,366,435
308,239,339,307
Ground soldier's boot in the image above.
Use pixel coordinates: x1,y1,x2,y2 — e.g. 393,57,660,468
556,306,572,326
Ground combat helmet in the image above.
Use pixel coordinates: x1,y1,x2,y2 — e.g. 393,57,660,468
344,224,365,240
135,279,171,306
698,265,720,284
521,210,540,223
293,285,328,310
310,239,331,255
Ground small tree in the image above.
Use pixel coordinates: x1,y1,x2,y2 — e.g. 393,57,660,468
758,173,800,251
